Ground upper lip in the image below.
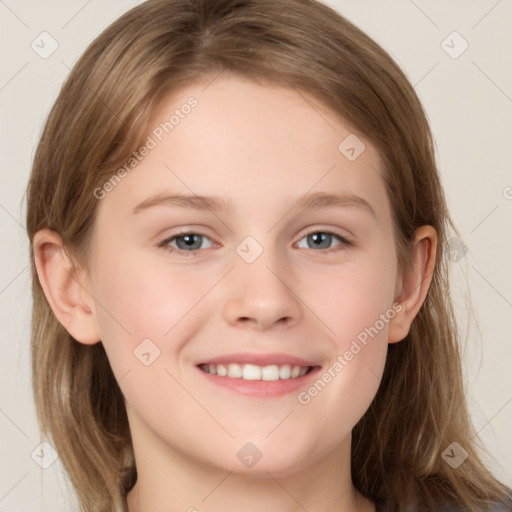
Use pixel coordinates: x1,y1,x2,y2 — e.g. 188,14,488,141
197,352,318,367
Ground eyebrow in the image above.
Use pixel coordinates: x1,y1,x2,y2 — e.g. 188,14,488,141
132,191,376,218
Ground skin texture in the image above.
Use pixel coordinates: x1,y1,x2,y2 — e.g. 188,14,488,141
33,75,437,512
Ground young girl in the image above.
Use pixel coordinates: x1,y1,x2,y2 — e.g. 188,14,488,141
26,0,511,511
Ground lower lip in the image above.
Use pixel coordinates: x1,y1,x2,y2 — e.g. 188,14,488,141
196,366,321,398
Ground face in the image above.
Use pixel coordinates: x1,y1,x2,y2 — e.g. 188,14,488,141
86,74,401,476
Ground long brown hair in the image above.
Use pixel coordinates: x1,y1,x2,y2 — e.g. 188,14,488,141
26,1,511,511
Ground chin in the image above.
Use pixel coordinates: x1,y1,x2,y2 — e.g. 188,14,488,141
211,438,318,478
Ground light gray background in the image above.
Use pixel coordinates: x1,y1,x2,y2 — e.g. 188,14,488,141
1,1,511,510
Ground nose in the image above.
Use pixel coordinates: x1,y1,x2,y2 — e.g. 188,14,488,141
222,250,303,331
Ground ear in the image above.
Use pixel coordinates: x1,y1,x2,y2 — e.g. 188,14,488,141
32,229,100,345
388,225,437,344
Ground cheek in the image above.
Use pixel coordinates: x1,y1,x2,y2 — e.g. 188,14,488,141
300,249,396,404
294,269,392,450
309,249,397,344
88,243,210,376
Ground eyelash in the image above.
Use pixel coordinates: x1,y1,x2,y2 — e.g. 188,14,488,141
157,229,353,257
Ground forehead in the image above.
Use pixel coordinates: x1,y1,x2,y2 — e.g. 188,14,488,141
96,75,391,226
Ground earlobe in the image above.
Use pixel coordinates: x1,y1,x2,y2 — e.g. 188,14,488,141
32,229,100,345
388,225,437,344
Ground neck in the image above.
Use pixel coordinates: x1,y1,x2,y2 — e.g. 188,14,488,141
125,421,375,512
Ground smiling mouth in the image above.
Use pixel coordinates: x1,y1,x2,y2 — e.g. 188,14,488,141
198,363,313,381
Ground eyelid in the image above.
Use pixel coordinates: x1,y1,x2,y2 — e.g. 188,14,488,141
298,227,353,245
157,226,353,257
157,229,216,256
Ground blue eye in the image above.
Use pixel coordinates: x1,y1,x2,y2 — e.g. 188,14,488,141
158,229,352,257
158,233,214,257
296,230,351,252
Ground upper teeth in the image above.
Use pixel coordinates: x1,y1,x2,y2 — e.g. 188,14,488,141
200,363,310,381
